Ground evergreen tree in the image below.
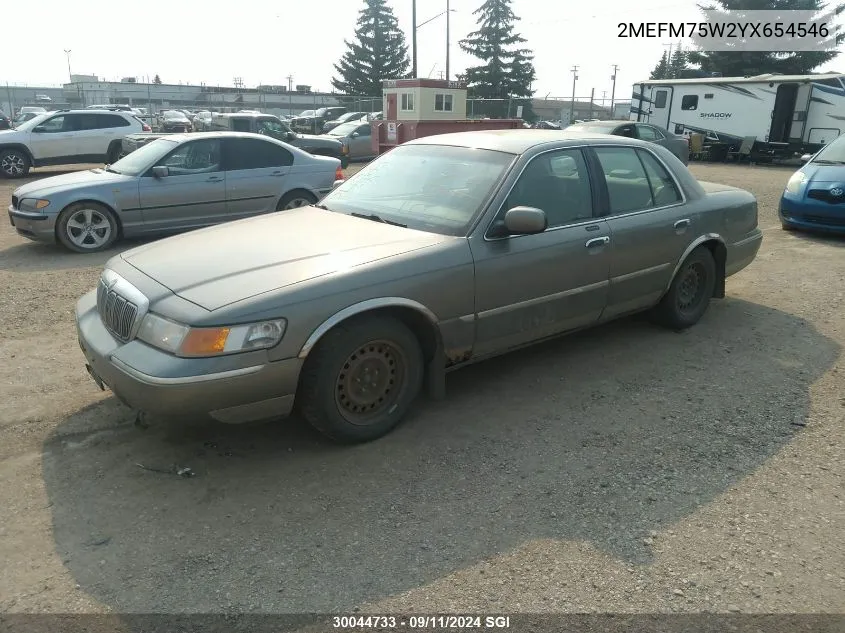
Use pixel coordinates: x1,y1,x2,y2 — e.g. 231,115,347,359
650,52,670,79
686,0,844,76
669,47,688,77
153,74,162,84
331,0,410,96
459,0,536,120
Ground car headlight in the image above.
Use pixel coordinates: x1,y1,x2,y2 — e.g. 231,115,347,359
136,313,286,357
785,170,807,194
19,198,51,211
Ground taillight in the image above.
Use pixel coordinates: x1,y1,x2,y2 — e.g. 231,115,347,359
142,123,151,132
335,166,344,180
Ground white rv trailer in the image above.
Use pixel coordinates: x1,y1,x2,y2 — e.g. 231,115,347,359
629,73,845,159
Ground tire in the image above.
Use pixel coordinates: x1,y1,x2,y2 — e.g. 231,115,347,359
651,246,717,330
276,190,317,211
298,315,424,443
781,222,796,232
339,155,350,169
106,142,121,164
56,202,119,253
0,148,31,178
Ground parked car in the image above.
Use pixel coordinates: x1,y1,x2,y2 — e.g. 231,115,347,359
192,111,213,131
18,106,47,116
320,121,376,161
567,120,690,165
323,111,367,132
159,110,192,132
0,111,10,131
8,132,343,252
73,130,762,443
780,136,845,234
290,106,347,134
0,109,148,178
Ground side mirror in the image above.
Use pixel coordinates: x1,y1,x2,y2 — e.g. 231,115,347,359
800,153,812,163
286,132,295,141
152,166,169,178
503,206,547,235
350,131,359,138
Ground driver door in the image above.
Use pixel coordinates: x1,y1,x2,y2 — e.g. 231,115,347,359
468,148,611,357
137,138,227,233
27,114,79,161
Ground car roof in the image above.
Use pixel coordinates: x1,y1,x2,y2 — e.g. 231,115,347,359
406,129,659,154
154,130,307,147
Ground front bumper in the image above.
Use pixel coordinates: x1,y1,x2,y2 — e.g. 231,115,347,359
780,197,845,234
8,205,58,243
75,289,303,423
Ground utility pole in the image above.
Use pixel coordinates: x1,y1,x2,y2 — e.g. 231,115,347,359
412,0,418,78
445,0,450,81
569,66,578,124
63,49,72,83
610,64,619,114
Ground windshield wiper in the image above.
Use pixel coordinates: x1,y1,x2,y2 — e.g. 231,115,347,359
811,159,845,164
313,203,331,211
350,212,407,227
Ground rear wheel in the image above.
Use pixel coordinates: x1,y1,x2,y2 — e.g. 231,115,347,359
298,316,424,443
276,190,317,210
0,149,30,178
56,202,119,253
651,246,717,330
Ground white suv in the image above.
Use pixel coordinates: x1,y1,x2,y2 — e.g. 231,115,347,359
0,109,148,178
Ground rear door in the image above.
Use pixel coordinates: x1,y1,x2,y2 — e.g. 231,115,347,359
137,138,227,232
223,137,294,219
95,113,134,157
589,145,694,321
73,113,112,158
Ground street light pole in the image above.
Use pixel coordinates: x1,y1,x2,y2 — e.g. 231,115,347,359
610,64,619,114
445,0,450,81
63,49,72,82
412,0,418,78
569,66,578,123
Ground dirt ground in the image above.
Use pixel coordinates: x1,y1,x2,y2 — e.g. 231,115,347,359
0,160,843,617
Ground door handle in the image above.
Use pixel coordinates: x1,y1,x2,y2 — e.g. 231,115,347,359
585,236,610,248
206,176,222,182
674,218,691,230
270,171,283,176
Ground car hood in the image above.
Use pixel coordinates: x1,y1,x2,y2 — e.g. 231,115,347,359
802,163,845,184
120,207,449,311
13,169,134,198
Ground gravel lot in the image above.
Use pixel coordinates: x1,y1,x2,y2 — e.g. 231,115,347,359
0,160,843,616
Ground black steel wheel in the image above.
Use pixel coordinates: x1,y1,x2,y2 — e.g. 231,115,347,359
651,245,717,330
298,315,424,443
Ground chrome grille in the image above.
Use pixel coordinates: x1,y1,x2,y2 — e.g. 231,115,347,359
96,279,139,340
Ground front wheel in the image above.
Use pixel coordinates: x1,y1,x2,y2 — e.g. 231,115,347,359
0,149,31,178
297,316,424,443
56,202,119,253
651,246,717,330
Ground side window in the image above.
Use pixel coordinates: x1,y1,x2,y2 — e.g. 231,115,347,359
681,95,698,111
226,138,293,170
356,124,371,137
503,149,593,228
636,124,658,141
654,90,668,108
230,118,251,132
157,139,222,175
615,124,636,138
36,115,67,132
593,147,654,214
637,149,682,206
96,114,130,128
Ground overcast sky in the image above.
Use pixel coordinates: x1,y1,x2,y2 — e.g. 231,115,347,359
6,0,844,103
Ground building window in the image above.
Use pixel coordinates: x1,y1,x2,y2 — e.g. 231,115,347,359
401,93,415,111
434,93,454,112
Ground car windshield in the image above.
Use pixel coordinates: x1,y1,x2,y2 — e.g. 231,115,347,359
320,144,516,237
257,118,293,135
329,122,361,136
811,136,845,163
164,111,186,120
570,124,616,134
13,113,52,131
107,138,179,176
299,110,315,117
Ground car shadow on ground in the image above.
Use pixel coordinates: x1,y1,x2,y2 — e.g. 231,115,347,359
0,238,155,272
42,298,838,612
